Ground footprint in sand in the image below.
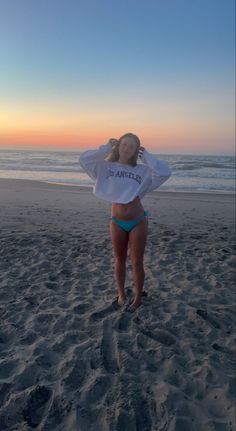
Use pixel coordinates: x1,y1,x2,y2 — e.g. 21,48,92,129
140,327,176,346
22,385,52,428
196,309,221,329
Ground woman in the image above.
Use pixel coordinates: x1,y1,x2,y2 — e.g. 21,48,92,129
79,132,172,312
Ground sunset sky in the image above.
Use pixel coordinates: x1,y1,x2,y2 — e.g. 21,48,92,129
0,0,235,155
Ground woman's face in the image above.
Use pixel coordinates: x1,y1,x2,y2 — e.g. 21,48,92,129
119,137,138,160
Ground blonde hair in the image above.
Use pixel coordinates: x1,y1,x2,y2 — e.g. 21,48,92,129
107,132,141,166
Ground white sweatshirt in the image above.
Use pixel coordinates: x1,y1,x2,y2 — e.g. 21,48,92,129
79,141,172,203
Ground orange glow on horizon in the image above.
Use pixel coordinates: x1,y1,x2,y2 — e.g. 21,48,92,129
0,127,234,156
0,97,234,154
0,112,234,154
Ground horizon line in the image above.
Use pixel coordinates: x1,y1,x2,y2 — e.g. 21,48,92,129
0,147,234,157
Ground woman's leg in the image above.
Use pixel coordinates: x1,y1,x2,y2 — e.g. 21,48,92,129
110,221,129,304
128,218,148,310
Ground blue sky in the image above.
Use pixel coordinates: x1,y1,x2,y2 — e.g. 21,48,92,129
0,0,235,154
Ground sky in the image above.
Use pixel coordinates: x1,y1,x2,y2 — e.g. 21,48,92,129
0,0,235,155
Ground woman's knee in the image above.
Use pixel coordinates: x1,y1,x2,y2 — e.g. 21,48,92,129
131,258,144,269
114,255,127,266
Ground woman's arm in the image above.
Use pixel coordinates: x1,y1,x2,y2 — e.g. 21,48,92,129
139,147,172,192
79,139,117,180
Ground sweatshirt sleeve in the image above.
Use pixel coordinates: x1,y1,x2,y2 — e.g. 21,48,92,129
79,141,113,180
140,149,172,193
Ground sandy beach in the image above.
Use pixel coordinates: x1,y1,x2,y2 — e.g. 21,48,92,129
0,178,235,431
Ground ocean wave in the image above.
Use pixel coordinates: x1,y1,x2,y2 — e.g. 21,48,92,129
0,150,234,194
173,162,234,171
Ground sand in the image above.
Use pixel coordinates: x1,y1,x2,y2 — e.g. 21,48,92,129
0,178,235,431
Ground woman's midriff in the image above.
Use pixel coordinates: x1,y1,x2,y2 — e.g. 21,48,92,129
111,196,145,220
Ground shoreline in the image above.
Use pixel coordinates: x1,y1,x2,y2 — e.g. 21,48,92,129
0,177,235,197
0,177,234,233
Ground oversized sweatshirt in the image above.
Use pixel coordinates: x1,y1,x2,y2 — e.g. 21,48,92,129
79,141,172,203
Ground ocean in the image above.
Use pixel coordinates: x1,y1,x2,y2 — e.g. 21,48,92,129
0,149,235,194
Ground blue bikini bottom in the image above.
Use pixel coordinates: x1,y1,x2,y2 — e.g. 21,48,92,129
110,210,149,233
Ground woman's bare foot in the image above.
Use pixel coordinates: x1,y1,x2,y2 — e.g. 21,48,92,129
127,298,142,312
117,294,126,306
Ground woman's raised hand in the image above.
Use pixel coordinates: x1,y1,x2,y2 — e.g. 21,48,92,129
138,146,145,157
108,138,119,149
